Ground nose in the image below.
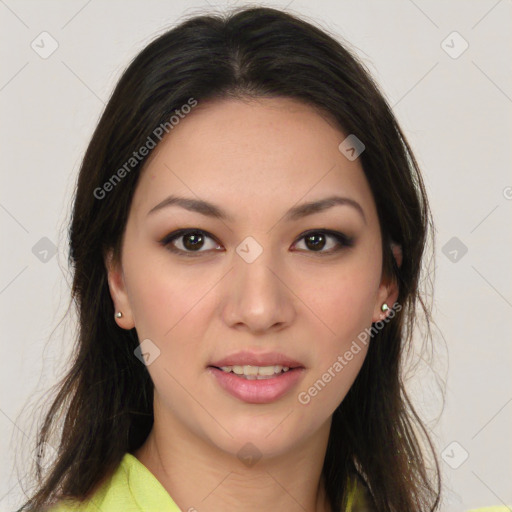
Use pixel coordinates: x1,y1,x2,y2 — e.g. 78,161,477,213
221,243,296,335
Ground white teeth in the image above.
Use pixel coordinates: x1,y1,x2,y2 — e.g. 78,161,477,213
243,365,259,376
259,365,278,376
218,364,292,377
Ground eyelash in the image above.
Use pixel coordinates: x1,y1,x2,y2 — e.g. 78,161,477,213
159,228,354,258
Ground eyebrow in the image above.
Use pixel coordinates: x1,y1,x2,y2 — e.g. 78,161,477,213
147,194,366,224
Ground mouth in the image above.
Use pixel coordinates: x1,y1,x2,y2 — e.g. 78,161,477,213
207,352,305,404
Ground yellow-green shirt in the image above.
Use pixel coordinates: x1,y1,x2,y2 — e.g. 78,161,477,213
46,453,360,512
47,453,180,512
45,453,510,512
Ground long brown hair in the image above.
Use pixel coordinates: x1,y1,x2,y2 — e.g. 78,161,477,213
16,6,441,511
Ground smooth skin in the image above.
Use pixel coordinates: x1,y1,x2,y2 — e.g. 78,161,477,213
105,97,400,512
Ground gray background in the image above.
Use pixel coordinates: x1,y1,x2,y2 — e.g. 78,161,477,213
1,1,511,511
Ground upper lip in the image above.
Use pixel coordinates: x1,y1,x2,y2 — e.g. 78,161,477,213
209,351,304,369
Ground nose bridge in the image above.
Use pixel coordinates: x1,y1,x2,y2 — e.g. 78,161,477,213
223,236,293,331
234,237,281,302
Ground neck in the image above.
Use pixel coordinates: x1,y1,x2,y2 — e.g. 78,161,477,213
134,412,333,512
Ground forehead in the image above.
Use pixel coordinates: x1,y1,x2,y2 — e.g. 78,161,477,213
131,97,377,224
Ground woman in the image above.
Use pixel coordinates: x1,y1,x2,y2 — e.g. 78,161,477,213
15,6,506,512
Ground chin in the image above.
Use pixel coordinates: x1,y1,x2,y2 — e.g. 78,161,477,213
203,412,311,461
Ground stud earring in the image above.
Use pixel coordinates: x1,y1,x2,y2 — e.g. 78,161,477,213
381,303,389,312
115,311,123,319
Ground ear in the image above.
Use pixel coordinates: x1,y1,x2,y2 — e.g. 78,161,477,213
104,249,135,330
372,243,402,323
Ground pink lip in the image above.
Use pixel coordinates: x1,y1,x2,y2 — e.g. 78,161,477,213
208,366,305,404
209,350,304,369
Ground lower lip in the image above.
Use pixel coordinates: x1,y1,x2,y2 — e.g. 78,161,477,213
208,367,305,404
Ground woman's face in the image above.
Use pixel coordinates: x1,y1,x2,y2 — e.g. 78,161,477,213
106,97,397,459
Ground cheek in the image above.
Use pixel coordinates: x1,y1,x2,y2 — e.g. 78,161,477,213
301,256,381,347
123,255,209,394
123,245,212,340
294,250,380,412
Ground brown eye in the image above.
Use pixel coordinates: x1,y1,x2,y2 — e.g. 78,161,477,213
161,229,222,256
304,232,327,251
181,231,205,251
293,230,354,254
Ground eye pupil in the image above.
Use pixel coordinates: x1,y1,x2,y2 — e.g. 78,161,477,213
183,232,204,251
305,233,326,251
